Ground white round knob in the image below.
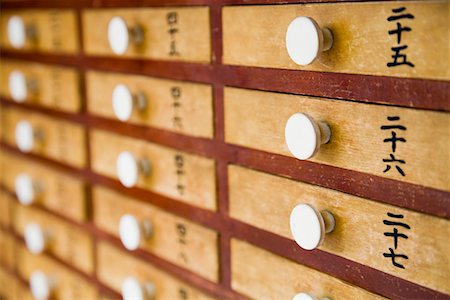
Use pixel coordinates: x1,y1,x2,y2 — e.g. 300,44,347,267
9,70,27,102
15,173,37,205
293,293,315,300
15,120,35,153
7,15,26,49
122,277,156,300
108,16,130,55
285,113,330,160
116,151,139,188
25,223,47,255
286,16,333,66
119,214,152,251
112,84,134,121
290,204,335,250
30,271,53,300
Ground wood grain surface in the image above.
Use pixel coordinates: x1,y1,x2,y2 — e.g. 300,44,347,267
223,1,449,80
0,60,81,112
93,186,219,282
225,87,450,191
83,7,211,62
0,10,79,53
86,70,213,138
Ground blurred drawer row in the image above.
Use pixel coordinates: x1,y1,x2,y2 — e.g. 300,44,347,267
2,81,449,192
1,61,214,138
0,226,395,300
2,2,448,79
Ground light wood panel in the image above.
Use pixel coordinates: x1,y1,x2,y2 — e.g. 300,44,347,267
94,186,218,282
231,239,383,300
0,10,79,53
1,107,87,168
0,60,81,112
13,204,94,275
229,165,450,294
90,130,216,210
97,241,216,300
17,245,99,300
86,71,213,138
223,1,449,80
224,87,450,191
0,231,15,271
83,7,211,62
0,190,13,228
1,150,87,222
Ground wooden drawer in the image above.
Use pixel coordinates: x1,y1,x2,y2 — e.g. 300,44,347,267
94,186,219,282
0,190,13,227
229,165,450,294
13,205,94,275
86,71,213,138
231,239,382,300
223,1,449,80
90,130,216,210
0,60,81,112
17,245,99,300
0,10,79,53
0,269,29,300
97,241,215,300
1,107,87,168
224,88,450,191
0,231,16,271
82,8,211,63
1,150,87,222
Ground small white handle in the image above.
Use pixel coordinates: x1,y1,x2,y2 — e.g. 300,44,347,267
286,16,333,66
108,17,129,55
25,223,48,255
122,276,156,300
7,15,26,49
112,84,147,122
9,70,27,102
119,214,153,251
290,203,335,250
15,120,36,153
116,151,151,188
15,173,37,205
285,113,330,160
30,270,54,300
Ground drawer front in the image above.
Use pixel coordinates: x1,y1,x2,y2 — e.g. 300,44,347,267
13,205,94,275
229,165,450,294
86,71,213,138
90,130,216,210
17,245,99,300
223,1,449,80
1,107,87,168
0,60,81,112
97,241,215,300
1,150,87,222
94,186,219,282
0,190,13,227
224,87,450,191
231,239,382,300
82,8,211,63
0,10,79,53
0,269,25,300
0,231,15,271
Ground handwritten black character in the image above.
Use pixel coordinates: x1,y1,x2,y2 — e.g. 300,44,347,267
171,87,181,99
387,45,415,68
167,12,178,25
387,7,415,68
178,289,189,300
383,154,406,176
387,7,414,22
383,131,406,153
383,248,409,269
383,212,410,249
